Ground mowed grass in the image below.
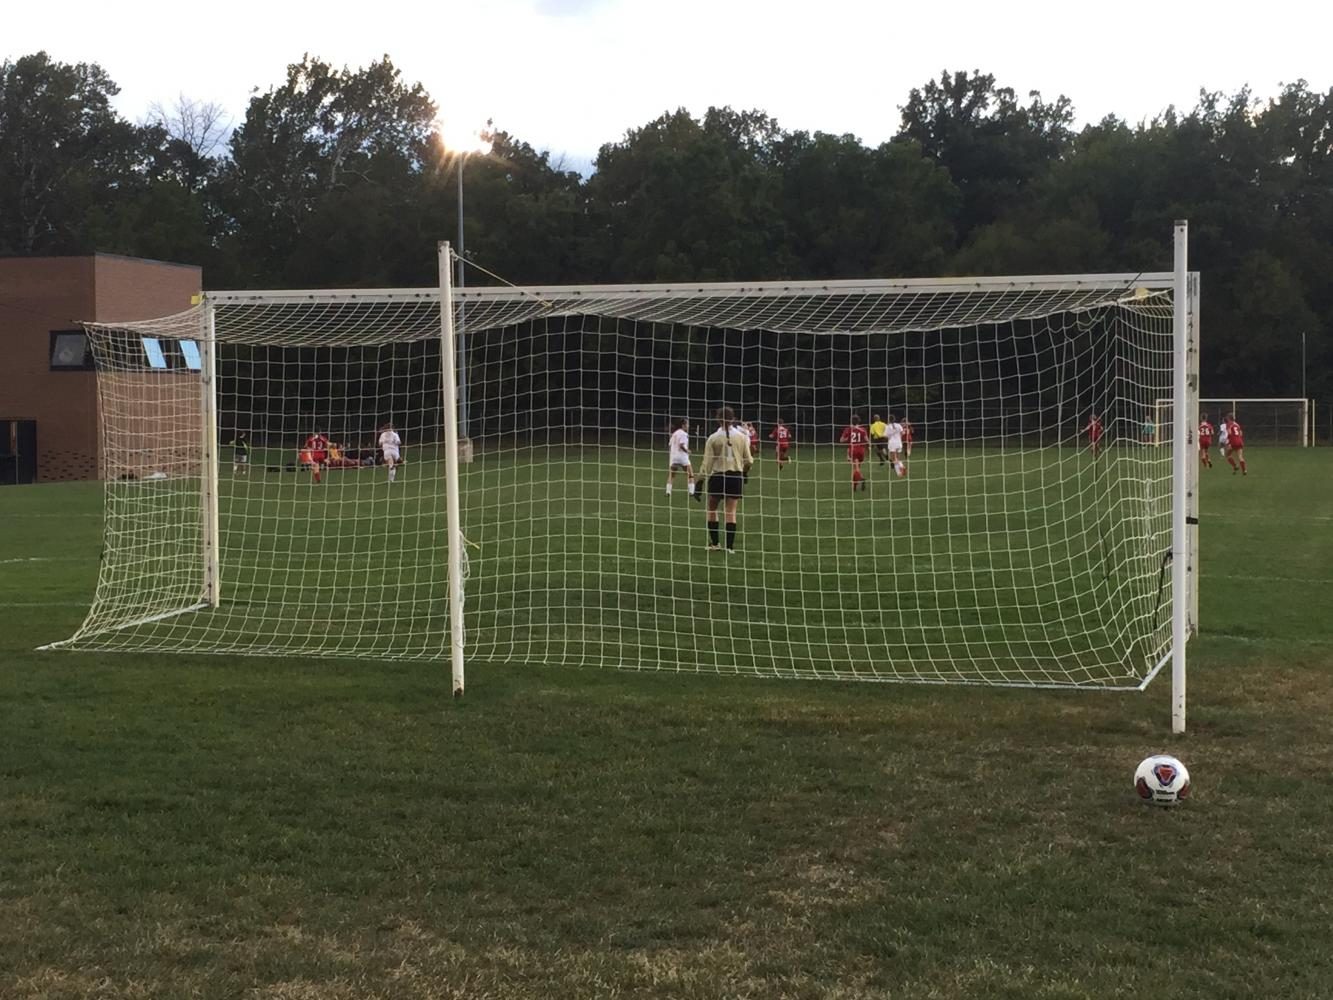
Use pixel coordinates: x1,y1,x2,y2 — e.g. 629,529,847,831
1,450,1332,999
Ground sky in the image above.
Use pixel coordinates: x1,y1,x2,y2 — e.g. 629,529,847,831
7,0,1332,174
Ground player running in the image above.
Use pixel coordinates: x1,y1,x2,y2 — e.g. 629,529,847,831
869,414,890,465
885,413,907,477
1198,414,1215,468
744,421,760,459
1224,413,1247,475
378,422,402,483
304,430,330,484
699,406,754,554
840,415,870,492
902,418,915,457
664,417,700,501
1084,413,1103,457
769,418,792,470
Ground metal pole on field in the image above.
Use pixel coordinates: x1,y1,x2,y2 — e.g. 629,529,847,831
200,301,221,608
439,242,465,697
1171,221,1190,734
457,161,469,441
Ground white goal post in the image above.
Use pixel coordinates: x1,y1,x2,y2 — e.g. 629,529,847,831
1154,397,1314,446
44,227,1200,732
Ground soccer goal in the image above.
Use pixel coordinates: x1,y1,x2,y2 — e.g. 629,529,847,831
45,225,1200,731
1154,397,1313,446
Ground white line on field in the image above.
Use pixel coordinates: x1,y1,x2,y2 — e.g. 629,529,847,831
0,556,90,564
4,602,88,607
1207,573,1333,584
1,512,101,518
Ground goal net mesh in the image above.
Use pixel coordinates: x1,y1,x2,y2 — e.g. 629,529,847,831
56,276,1177,689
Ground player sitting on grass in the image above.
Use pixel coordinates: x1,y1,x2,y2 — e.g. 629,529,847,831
769,418,792,470
699,406,753,554
665,418,700,501
378,423,402,483
840,415,869,492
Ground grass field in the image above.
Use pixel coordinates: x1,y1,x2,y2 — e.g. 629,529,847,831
2,449,1332,998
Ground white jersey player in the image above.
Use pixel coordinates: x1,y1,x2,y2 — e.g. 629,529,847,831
665,418,699,501
885,414,908,478
378,423,402,483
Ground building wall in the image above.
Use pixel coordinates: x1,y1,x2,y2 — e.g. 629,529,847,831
0,255,201,481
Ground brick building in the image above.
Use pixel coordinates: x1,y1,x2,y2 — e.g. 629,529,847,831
0,254,201,483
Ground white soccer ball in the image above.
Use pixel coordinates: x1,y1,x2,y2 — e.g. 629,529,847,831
895,463,906,478
1134,754,1191,806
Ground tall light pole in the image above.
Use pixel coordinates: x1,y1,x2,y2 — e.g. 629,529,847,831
442,122,491,445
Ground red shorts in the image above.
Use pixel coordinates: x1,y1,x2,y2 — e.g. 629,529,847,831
311,450,328,465
848,446,867,462
776,444,790,455
1199,439,1211,449
1229,440,1243,450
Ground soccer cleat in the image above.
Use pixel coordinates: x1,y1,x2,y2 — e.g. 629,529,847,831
706,543,720,551
725,549,735,556
692,491,702,503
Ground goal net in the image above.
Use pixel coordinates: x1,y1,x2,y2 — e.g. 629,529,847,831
1154,397,1312,446
50,268,1190,692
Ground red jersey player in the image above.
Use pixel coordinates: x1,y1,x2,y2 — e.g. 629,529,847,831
1084,413,1103,457
1224,413,1247,475
745,421,760,459
1198,413,1214,468
902,418,915,457
769,418,792,470
305,431,330,483
840,415,869,492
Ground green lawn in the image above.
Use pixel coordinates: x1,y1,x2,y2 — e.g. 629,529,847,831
2,448,1332,999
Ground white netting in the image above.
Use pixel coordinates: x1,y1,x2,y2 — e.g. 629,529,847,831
53,273,1179,689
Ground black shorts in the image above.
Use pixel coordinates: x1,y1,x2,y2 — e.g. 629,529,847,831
708,471,745,499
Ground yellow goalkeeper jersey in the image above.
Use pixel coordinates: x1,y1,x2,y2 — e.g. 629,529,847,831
699,425,754,477
869,420,888,441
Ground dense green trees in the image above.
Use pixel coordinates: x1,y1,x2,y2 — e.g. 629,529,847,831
1,50,1328,402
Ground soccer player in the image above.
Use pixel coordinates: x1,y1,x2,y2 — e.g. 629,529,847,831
1218,415,1230,459
742,421,761,461
305,430,330,484
840,414,869,492
885,413,907,477
665,417,699,501
869,414,890,465
229,432,251,476
699,406,754,554
769,418,792,470
903,418,915,457
1198,413,1215,468
378,422,402,483
1084,413,1103,457
1224,413,1247,475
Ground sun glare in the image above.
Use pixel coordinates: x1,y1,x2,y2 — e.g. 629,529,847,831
437,118,493,155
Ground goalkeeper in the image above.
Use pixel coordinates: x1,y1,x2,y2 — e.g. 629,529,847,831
699,407,753,554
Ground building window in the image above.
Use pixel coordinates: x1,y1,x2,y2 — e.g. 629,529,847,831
142,337,169,369
50,330,94,370
179,339,202,371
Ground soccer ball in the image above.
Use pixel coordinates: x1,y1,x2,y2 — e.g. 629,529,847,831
895,463,906,478
1134,754,1191,806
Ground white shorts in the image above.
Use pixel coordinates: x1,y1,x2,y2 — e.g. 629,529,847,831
887,439,903,453
669,453,690,469
382,449,400,462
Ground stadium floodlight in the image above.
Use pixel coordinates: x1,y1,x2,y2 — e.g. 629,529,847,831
42,228,1201,732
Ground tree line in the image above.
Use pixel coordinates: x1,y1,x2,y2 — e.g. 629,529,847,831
1,51,1329,405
